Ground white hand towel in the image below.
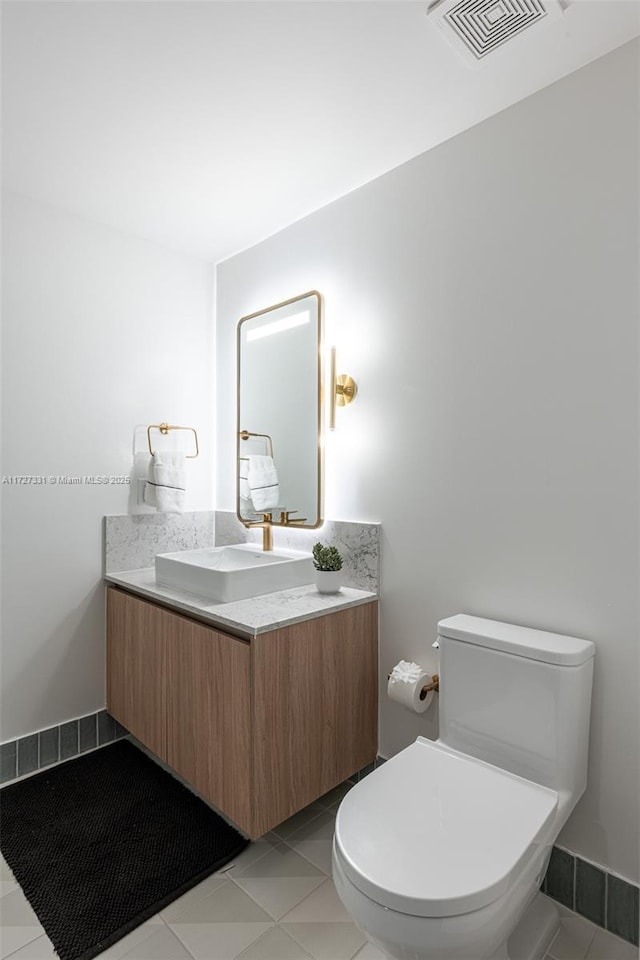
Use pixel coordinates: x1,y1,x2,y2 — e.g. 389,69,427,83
144,457,157,507
239,460,251,501
248,455,280,512
144,451,186,513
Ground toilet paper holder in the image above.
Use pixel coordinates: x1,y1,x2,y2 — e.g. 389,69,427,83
387,672,440,700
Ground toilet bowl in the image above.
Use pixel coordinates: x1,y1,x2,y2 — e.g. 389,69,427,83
332,739,558,960
332,615,595,960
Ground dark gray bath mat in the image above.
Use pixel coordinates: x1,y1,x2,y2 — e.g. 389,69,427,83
0,738,249,960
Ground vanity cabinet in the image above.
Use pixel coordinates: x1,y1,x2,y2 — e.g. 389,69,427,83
106,586,378,837
166,613,252,832
106,588,167,760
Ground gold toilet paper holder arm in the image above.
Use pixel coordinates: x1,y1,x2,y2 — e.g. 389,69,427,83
419,674,439,700
387,673,440,700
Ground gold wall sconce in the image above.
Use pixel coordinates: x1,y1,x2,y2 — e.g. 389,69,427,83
330,346,358,430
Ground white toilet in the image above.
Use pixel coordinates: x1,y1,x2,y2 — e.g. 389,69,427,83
332,614,595,960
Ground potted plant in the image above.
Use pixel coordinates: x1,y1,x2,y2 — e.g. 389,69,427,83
312,542,343,594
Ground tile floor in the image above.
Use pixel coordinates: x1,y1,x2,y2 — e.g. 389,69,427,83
0,781,637,960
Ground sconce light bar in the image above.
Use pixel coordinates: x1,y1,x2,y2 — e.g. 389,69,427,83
330,346,358,430
246,310,310,341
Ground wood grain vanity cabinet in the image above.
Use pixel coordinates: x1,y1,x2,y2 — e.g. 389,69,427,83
106,586,378,837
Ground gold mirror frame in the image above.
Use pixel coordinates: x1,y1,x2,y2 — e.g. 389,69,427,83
236,290,324,530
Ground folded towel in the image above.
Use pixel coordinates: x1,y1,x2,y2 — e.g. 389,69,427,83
144,451,186,513
144,458,157,507
248,454,280,512
239,460,251,501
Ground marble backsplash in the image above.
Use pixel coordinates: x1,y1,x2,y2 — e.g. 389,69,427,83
215,511,380,594
103,511,215,573
104,510,380,594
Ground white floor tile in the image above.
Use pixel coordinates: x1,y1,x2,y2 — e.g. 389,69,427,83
287,838,334,875
0,890,40,928
236,924,313,959
0,935,58,958
0,890,43,960
285,812,336,874
167,881,272,925
233,877,325,921
120,925,193,959
283,921,366,960
354,943,388,959
585,928,639,960
315,783,354,811
281,878,354,924
548,916,598,960
271,806,326,840
170,921,273,959
286,811,336,845
160,873,229,922
0,929,46,960
235,844,324,881
95,917,166,960
0,859,17,900
218,836,282,877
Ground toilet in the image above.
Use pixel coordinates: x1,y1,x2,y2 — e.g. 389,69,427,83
332,614,595,960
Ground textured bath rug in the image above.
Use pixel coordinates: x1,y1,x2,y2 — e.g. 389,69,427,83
0,738,249,960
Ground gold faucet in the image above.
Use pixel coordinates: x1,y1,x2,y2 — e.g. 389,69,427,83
246,512,274,551
279,510,308,525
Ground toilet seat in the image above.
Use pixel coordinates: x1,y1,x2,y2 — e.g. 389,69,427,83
334,738,558,919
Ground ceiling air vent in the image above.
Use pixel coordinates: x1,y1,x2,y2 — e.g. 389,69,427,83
426,0,566,66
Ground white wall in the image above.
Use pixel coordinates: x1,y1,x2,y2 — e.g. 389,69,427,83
216,42,639,882
1,191,214,741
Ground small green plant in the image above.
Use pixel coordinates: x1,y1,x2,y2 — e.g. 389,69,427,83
312,542,343,572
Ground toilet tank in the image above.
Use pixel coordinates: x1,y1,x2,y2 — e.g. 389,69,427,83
437,615,595,814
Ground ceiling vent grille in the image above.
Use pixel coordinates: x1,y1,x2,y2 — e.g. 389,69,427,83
427,0,565,65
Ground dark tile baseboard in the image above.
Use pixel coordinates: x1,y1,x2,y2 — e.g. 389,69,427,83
544,845,639,947
1,711,127,785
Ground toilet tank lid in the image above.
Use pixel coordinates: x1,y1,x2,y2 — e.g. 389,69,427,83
437,615,595,666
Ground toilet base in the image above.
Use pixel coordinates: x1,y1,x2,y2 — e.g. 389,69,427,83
333,838,558,960
491,894,559,960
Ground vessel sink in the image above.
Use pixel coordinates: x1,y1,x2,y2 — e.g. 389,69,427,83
155,543,314,603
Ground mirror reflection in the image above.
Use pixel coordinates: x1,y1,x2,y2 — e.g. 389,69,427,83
237,291,323,529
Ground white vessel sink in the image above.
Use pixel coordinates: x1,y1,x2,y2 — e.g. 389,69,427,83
155,543,314,603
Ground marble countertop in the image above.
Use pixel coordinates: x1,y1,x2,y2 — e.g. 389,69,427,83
105,568,377,638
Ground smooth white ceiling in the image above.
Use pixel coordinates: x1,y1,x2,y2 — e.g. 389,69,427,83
2,1,638,262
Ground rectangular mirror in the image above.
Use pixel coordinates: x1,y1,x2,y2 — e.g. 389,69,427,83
237,291,323,529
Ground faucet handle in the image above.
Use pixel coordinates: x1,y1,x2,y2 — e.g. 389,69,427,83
259,512,273,523
279,510,308,525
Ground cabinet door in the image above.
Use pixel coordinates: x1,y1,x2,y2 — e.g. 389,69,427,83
252,602,378,836
106,587,167,759
166,618,252,834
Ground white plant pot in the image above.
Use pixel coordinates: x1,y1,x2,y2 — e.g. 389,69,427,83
315,570,342,594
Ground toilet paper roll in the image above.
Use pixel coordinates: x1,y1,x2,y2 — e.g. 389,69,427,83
387,663,435,713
